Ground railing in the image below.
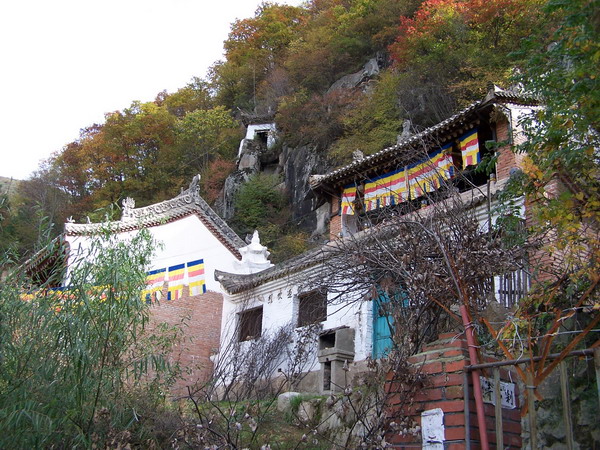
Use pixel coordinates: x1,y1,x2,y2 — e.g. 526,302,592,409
464,348,600,449
494,266,531,309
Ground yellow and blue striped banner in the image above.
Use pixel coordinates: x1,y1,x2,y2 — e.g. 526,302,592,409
364,167,408,212
407,146,454,199
142,267,165,302
341,184,358,215
187,259,206,295
167,263,185,300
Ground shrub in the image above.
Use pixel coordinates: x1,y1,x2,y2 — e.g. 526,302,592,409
0,225,180,447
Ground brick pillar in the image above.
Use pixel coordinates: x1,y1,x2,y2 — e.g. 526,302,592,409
329,194,342,240
495,118,517,183
386,333,522,449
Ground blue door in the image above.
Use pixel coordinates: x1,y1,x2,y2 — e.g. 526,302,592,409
373,291,394,358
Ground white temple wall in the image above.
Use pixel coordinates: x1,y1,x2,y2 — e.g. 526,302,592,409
218,267,373,382
65,214,239,291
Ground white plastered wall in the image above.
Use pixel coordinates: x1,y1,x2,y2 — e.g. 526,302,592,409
237,123,278,157
217,265,373,379
65,214,240,291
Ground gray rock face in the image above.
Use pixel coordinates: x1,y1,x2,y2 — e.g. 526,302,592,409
237,138,263,172
214,169,252,220
215,137,276,220
215,55,394,235
219,99,356,237
297,399,321,425
327,57,381,94
218,141,330,236
280,144,330,234
238,151,260,172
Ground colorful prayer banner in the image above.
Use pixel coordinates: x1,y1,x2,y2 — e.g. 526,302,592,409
142,267,165,301
460,129,480,168
187,259,206,295
167,263,185,300
356,145,456,212
407,147,454,199
341,184,357,215
364,167,408,212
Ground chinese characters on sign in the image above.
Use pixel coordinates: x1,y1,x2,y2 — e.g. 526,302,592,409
480,376,517,409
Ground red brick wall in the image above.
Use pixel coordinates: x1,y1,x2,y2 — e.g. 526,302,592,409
495,118,517,183
150,287,223,395
495,116,561,285
494,110,564,284
386,333,522,449
329,194,342,240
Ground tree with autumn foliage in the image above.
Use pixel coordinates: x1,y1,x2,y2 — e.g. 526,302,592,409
477,0,600,427
212,2,306,111
389,0,544,120
41,92,240,222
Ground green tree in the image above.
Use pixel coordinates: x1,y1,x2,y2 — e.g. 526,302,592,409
329,70,403,161
389,0,545,113
156,77,214,117
231,173,286,237
512,0,599,292
484,0,599,402
0,225,180,447
175,105,242,174
212,3,306,110
0,193,17,258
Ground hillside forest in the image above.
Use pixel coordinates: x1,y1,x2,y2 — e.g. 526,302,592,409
0,0,599,446
0,0,591,261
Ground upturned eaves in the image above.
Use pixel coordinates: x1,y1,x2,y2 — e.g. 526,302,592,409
310,90,539,192
65,189,245,259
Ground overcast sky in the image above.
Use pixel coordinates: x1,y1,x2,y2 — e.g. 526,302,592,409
0,0,302,180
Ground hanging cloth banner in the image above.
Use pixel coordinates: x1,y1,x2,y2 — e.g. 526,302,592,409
364,167,408,212
436,143,455,181
187,259,206,295
167,263,185,300
460,128,480,168
142,267,165,301
341,184,357,215
407,146,455,199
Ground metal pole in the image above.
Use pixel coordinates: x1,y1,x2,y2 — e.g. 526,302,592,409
595,348,600,413
494,368,503,450
464,371,471,450
460,305,490,450
526,370,537,449
466,348,596,370
559,361,574,450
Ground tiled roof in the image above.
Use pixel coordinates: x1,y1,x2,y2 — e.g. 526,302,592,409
310,101,482,189
65,181,245,258
310,88,539,190
215,177,509,295
215,244,327,294
487,89,540,106
19,235,67,278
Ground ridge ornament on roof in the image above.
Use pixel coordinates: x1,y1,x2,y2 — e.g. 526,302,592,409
65,175,245,257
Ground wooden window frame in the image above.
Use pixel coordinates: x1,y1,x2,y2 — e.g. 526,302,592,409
297,289,327,327
238,306,263,342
